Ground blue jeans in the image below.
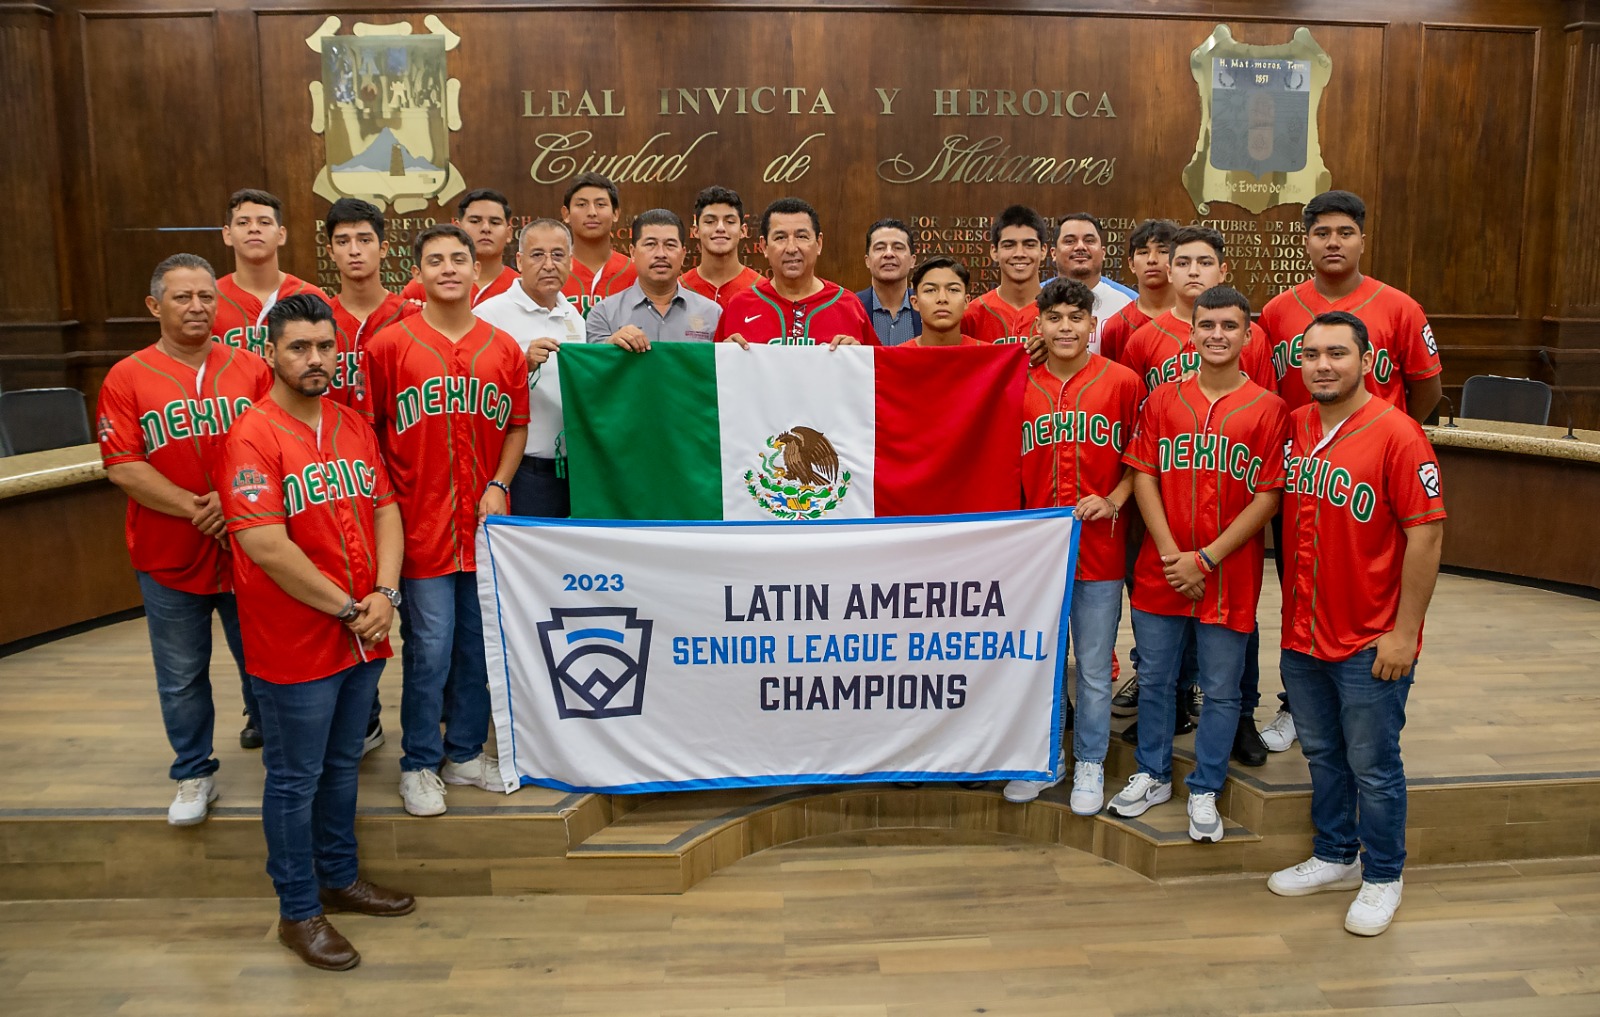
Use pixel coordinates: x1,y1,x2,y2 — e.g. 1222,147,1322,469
399,572,490,772
252,661,381,921
1066,579,1123,766
136,571,259,781
1129,609,1248,795
1124,535,1197,696
1280,647,1412,882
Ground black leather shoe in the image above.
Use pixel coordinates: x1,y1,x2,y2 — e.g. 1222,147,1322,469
1232,717,1268,767
278,914,359,971
240,722,263,750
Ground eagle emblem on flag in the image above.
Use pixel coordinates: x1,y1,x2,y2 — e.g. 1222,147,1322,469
744,425,852,520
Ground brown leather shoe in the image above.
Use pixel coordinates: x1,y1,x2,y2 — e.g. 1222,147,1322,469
278,914,359,971
319,878,416,917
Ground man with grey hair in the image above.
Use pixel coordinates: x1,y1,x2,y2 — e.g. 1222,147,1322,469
585,209,721,350
475,218,585,517
96,254,272,824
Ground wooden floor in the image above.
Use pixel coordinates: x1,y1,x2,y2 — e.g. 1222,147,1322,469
1,571,1595,816
2,840,1598,1017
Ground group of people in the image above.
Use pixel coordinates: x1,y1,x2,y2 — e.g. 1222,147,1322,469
96,172,1445,968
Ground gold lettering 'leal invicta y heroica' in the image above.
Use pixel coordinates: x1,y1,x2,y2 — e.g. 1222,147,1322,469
305,15,468,216
1182,24,1333,215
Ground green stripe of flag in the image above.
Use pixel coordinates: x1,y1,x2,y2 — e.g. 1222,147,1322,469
559,343,723,519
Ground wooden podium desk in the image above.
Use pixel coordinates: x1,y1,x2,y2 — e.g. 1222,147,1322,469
0,444,139,647
1423,419,1600,591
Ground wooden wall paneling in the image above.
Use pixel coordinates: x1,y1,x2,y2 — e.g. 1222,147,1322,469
80,11,232,322
1555,22,1600,326
1408,24,1539,319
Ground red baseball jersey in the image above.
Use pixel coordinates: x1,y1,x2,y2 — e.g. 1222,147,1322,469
96,342,271,593
1120,310,1276,395
363,316,530,578
1123,377,1290,632
327,291,416,414
681,265,763,309
213,273,330,358
1097,301,1153,365
714,278,877,345
1280,397,1447,662
220,398,397,683
399,266,519,309
1022,357,1145,581
1260,277,1442,413
962,289,1040,345
563,250,636,317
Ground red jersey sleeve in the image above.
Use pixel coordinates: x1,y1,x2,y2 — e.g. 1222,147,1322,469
1254,395,1291,491
1122,391,1164,476
220,420,286,533
839,291,879,346
363,333,391,430
1243,323,1277,393
1386,423,1448,528
96,368,146,467
1397,297,1443,382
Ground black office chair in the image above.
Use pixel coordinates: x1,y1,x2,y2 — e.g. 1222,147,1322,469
0,388,93,456
1458,375,1552,426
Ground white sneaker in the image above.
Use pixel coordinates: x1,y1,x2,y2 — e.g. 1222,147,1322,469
1106,772,1172,818
1267,856,1363,897
361,721,385,758
1069,761,1105,815
1260,708,1297,752
1344,879,1403,936
168,776,218,826
1187,792,1224,843
399,769,447,817
1003,754,1067,803
441,753,516,793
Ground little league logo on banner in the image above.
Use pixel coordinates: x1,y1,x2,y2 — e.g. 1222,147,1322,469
477,510,1079,793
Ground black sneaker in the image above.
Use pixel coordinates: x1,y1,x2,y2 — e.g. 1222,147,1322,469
1232,716,1268,767
240,720,263,750
361,721,385,758
1112,675,1139,716
1185,685,1204,718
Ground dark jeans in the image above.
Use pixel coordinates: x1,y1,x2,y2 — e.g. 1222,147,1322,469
252,661,382,920
510,455,571,518
136,571,259,781
1280,647,1412,882
399,571,490,772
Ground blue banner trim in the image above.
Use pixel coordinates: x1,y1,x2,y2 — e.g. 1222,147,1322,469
518,769,1056,795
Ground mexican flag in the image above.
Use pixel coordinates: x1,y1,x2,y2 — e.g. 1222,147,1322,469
557,343,1025,520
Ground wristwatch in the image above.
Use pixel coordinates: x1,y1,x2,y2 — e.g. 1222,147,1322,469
375,585,402,609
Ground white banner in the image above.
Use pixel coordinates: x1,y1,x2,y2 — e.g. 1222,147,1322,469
477,510,1079,793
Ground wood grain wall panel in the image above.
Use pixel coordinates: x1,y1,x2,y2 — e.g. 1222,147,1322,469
0,10,63,331
1557,27,1600,320
1408,25,1538,318
81,13,229,319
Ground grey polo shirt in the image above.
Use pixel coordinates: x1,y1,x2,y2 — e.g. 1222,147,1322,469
584,282,721,345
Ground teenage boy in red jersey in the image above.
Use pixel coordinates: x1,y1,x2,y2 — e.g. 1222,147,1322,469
1266,310,1444,937
221,294,414,970
681,185,762,309
1120,226,1275,393
1254,191,1444,756
98,254,272,823
399,189,520,308
562,172,636,316
962,205,1047,345
904,257,979,347
364,225,530,817
1109,286,1289,843
1098,219,1178,365
1004,279,1143,814
715,197,874,347
323,198,415,418
214,189,329,357
1262,191,1442,420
